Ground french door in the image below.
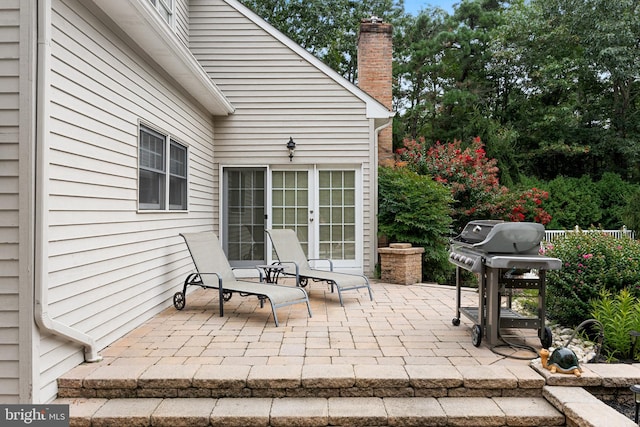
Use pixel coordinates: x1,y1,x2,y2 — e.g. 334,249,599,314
270,168,358,268
223,167,360,269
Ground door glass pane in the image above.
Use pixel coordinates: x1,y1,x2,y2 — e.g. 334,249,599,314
271,170,308,254
344,189,355,205
319,189,330,205
285,208,296,223
344,207,355,222
331,207,342,223
225,169,265,265
344,225,355,241
318,170,356,260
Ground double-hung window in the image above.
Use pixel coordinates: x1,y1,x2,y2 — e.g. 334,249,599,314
139,125,187,211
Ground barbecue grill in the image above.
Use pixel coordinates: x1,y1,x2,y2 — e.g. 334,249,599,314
449,220,561,347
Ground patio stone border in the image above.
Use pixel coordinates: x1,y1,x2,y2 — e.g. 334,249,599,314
57,361,640,426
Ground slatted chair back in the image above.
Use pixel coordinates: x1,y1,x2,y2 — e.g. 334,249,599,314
180,232,236,283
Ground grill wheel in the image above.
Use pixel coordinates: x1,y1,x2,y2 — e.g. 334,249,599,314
471,324,483,347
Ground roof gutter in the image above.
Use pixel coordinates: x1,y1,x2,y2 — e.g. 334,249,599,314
90,0,235,116
34,0,101,363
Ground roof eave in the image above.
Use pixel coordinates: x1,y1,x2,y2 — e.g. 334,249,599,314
90,0,235,116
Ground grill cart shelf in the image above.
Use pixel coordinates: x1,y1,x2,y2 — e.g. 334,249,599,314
453,266,556,347
448,220,561,348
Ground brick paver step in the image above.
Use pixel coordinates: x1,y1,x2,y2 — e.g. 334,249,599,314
54,396,565,427
57,363,544,399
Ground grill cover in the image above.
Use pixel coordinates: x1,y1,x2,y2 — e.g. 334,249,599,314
452,220,545,255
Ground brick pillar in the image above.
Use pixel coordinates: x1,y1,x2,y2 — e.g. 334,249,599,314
378,243,425,285
357,17,393,167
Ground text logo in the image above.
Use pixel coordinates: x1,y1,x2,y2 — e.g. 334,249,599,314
1,405,69,426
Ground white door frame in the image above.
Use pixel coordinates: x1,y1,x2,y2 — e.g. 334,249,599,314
267,164,363,272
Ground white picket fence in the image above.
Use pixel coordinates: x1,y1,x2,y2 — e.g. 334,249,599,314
544,225,635,242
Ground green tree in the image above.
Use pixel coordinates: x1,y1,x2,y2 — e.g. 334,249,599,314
394,1,526,183
498,0,640,181
393,9,449,143
622,188,640,233
595,173,637,229
240,0,405,82
242,0,640,192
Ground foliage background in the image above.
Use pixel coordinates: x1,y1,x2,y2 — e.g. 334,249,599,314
240,0,640,231
544,232,640,328
378,167,453,282
240,0,640,286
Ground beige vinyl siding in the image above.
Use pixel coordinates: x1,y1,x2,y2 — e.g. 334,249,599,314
36,0,216,402
190,0,373,273
174,0,189,48
0,0,22,404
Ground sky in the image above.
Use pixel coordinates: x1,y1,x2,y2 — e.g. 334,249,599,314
404,0,457,15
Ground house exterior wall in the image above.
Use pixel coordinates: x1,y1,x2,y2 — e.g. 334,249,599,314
189,0,376,274
174,0,190,47
0,0,28,404
28,0,218,402
4,0,386,404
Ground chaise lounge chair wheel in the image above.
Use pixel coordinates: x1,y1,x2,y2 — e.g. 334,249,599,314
452,317,460,326
223,290,233,302
173,292,185,310
471,324,483,347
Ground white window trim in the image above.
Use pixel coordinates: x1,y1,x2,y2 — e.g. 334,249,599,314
148,0,175,28
138,123,189,212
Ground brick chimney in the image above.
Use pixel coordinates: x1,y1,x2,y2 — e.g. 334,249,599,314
357,16,393,166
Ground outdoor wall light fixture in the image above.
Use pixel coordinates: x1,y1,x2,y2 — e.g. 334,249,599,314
631,384,640,424
286,137,296,161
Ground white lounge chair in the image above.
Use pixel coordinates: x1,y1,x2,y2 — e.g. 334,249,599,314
174,232,312,326
265,228,373,306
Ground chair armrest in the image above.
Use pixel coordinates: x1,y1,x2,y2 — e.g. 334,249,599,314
275,260,300,276
194,272,223,286
309,258,334,271
231,266,264,282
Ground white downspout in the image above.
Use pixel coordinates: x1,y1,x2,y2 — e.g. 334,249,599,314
33,0,101,363
372,118,393,269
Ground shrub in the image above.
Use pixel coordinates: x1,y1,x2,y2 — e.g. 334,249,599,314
622,187,640,233
396,137,503,222
520,174,638,231
544,175,602,229
395,137,551,232
545,231,640,328
591,288,640,361
492,187,552,224
378,166,453,283
595,172,637,229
